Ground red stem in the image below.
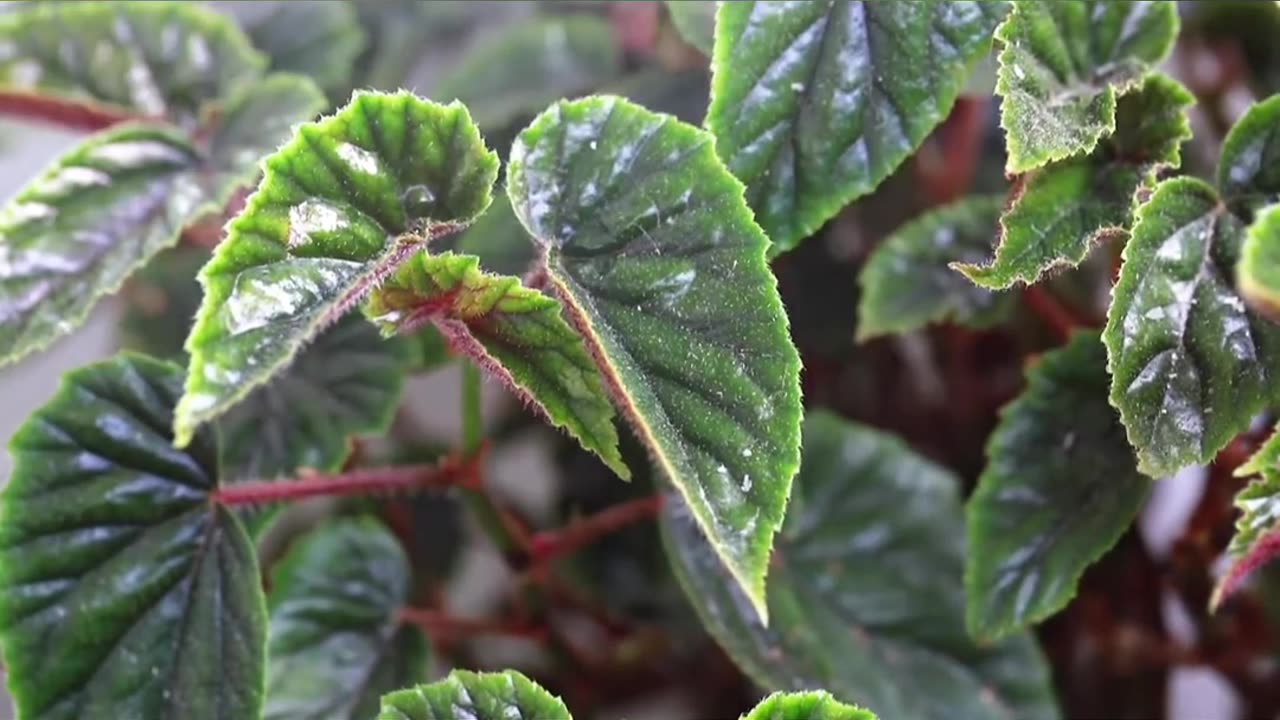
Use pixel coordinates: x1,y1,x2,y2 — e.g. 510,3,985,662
212,454,480,506
397,608,545,640
528,495,665,564
0,92,150,132
1022,285,1083,343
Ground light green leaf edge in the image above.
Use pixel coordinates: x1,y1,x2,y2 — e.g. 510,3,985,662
1238,203,1280,321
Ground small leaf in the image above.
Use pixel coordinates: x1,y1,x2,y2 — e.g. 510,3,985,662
744,691,877,720
967,332,1150,640
1217,94,1280,211
175,91,498,446
247,1,365,98
377,670,570,720
958,73,1193,288
707,0,1007,252
662,412,1058,720
265,517,425,719
1214,425,1280,607
996,0,1178,173
367,251,627,480
0,355,265,719
1238,203,1280,321
857,195,1011,340
1104,177,1280,476
666,1,716,55
508,96,803,621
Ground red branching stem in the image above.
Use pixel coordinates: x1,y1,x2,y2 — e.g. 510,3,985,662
212,452,481,507
0,92,150,132
528,495,665,564
397,608,545,640
1022,285,1084,343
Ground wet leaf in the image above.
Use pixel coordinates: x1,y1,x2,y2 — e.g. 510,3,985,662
967,332,1150,640
175,91,498,446
377,670,569,720
708,0,1007,252
247,1,365,98
1215,424,1280,607
508,96,803,621
857,195,1011,340
265,517,425,720
1218,94,1280,212
1238,203,1280,321
744,691,877,720
662,411,1058,720
666,1,716,55
958,73,1192,288
0,355,265,720
367,251,627,479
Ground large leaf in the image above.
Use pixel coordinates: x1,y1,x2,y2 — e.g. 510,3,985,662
367,251,627,479
662,411,1059,720
1104,177,1280,476
707,0,1007,252
1217,94,1280,211
857,195,1011,340
744,692,877,720
508,96,803,620
265,517,425,719
0,354,265,719
377,670,570,720
247,1,365,98
174,91,498,446
995,0,1178,174
966,332,1150,640
957,73,1192,288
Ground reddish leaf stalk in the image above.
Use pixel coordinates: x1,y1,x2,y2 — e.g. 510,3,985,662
212,453,481,506
528,495,665,564
397,607,545,640
0,92,149,132
1021,285,1085,343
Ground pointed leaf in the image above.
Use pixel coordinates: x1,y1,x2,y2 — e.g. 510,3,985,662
967,332,1150,640
958,73,1192,288
508,96,803,620
377,670,570,720
1238,203,1280,321
708,0,1007,252
265,517,425,719
857,195,1011,340
662,412,1059,720
1217,94,1280,210
667,1,716,55
1214,424,1280,607
0,355,265,720
1104,177,1280,476
175,91,498,446
247,1,365,97
744,691,877,720
996,0,1178,173
367,251,627,479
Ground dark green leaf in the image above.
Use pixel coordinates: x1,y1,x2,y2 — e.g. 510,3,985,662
377,670,570,720
247,1,365,98
662,411,1058,720
508,96,803,620
0,354,265,720
1238,203,1280,321
996,0,1178,173
451,194,535,277
857,195,1011,340
1218,94,1280,211
175,91,498,446
121,246,209,359
708,0,1007,252
967,332,1150,640
667,1,716,55
265,517,425,719
744,691,877,720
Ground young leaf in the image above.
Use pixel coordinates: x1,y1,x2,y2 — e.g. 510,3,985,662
377,670,570,720
508,96,803,621
744,691,877,720
662,412,1058,720
666,1,716,55
1215,424,1280,607
1217,94,1280,211
174,91,498,446
857,195,1012,340
996,0,1178,173
967,332,1150,640
0,355,265,719
247,1,365,98
367,251,626,479
1238,204,1280,321
957,73,1193,288
707,0,1007,252
265,517,425,719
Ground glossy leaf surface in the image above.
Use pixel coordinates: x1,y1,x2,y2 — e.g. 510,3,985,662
1239,203,1280,321
508,96,803,620
708,0,1007,252
967,333,1150,640
265,517,424,719
377,670,569,720
744,691,877,720
1218,94,1280,210
175,91,498,446
662,412,1058,720
247,1,365,97
996,0,1178,173
0,355,264,719
667,1,716,55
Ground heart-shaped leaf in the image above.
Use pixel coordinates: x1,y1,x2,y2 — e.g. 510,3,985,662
662,411,1058,720
247,1,365,98
857,195,1011,340
377,670,570,720
508,96,803,620
666,1,716,55
0,354,265,719
996,0,1178,173
967,332,1150,640
745,692,877,720
175,90,498,446
265,517,425,719
1217,94,1280,211
707,0,1007,252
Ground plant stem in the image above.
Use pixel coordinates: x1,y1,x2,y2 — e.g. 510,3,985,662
397,607,544,640
529,495,665,564
212,457,478,506
1021,285,1084,343
461,363,484,454
457,363,530,560
0,92,144,131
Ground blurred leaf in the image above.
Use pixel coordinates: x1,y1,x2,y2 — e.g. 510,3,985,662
121,246,210,359
377,670,569,720
1218,94,1280,214
247,1,365,98
451,194,535,277
1239,203,1280,321
744,691,877,720
604,67,710,126
666,1,716,55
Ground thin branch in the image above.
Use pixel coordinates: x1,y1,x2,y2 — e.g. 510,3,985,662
528,495,665,565
212,453,480,507
0,92,150,132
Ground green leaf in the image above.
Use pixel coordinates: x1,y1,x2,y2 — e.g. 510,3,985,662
1215,424,1280,607
1238,203,1280,321
265,517,425,719
175,90,498,446
966,332,1150,640
121,246,209,359
667,1,716,55
0,1,265,124
367,251,627,479
995,0,1178,174
377,670,570,720
744,691,877,720
508,96,803,621
1104,176,1280,476
662,411,1059,720
707,0,1007,253
0,354,265,719
247,1,365,98
857,195,1011,340
1218,95,1280,211
957,73,1193,288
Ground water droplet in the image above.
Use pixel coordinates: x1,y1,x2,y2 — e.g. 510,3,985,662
401,184,436,218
